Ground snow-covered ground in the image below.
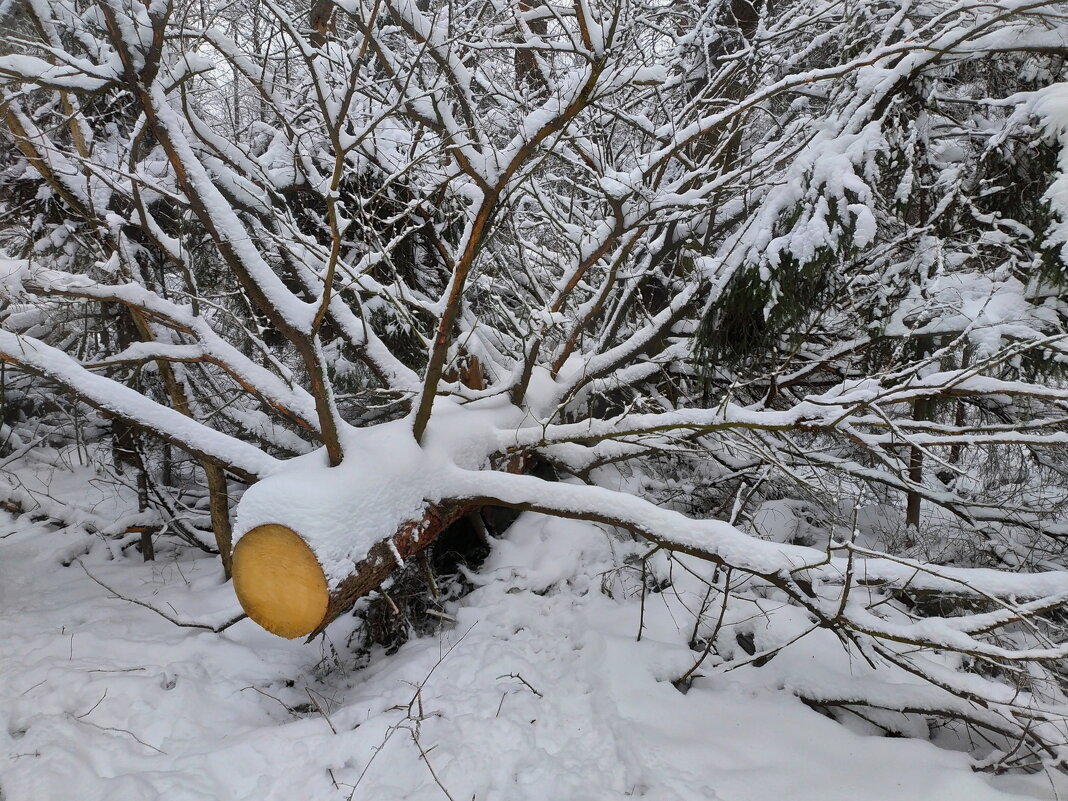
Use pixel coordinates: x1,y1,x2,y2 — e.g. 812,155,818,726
2,510,1065,801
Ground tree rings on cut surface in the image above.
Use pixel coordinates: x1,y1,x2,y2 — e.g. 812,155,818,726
232,524,329,639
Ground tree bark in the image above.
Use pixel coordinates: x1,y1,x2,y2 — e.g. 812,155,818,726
905,395,934,538
311,500,473,638
310,0,335,48
515,0,548,96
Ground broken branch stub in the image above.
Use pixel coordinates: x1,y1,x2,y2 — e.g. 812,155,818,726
231,502,472,639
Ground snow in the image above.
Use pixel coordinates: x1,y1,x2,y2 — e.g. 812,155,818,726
885,273,1050,355
140,84,324,336
2,511,1063,801
0,53,117,91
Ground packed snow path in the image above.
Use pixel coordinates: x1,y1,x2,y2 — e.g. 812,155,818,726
1,511,1063,801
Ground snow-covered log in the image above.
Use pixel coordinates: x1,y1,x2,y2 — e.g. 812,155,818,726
232,503,470,639
229,408,519,638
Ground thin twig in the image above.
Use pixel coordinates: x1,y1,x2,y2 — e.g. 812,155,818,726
70,714,167,755
348,626,476,801
74,689,108,719
411,730,457,801
307,687,338,734
240,686,301,718
77,560,246,632
675,568,733,687
496,672,543,698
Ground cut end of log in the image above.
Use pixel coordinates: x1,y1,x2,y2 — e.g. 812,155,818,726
232,524,329,639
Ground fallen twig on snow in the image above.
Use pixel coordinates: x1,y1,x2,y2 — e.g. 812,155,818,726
76,560,246,632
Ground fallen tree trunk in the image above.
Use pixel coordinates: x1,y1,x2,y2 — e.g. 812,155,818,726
230,400,533,640
232,500,474,639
